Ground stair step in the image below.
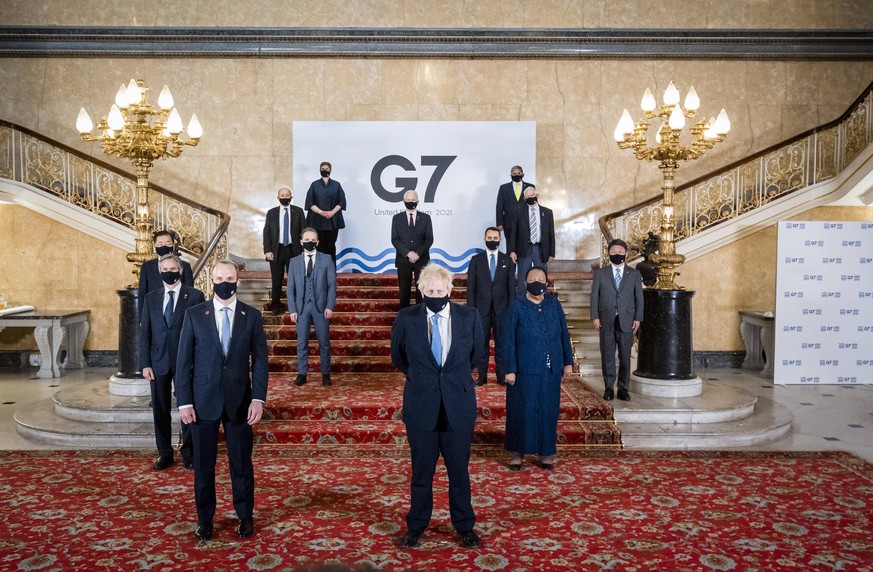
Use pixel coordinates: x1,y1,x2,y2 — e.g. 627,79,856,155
264,312,398,327
611,383,759,425
265,325,394,341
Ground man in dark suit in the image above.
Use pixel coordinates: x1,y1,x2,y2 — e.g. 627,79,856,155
495,165,533,247
138,230,194,295
390,264,488,549
287,228,337,387
263,187,305,315
506,185,555,293
176,260,269,541
140,254,205,471
391,190,434,308
590,239,644,402
466,226,516,386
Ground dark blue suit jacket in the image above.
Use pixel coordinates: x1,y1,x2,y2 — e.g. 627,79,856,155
495,180,534,229
391,303,487,434
139,284,205,376
391,211,433,266
287,252,337,314
175,299,269,421
466,250,516,317
138,257,195,295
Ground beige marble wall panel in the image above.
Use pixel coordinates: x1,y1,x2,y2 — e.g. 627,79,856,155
323,61,383,106
683,205,873,351
0,205,130,350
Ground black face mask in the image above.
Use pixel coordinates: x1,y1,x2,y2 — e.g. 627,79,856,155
302,241,317,252
161,270,181,285
404,201,418,210
525,196,537,206
213,281,237,300
279,197,291,206
155,245,174,257
609,253,626,265
423,295,449,314
526,281,547,296
320,170,331,178
511,174,523,182
485,240,500,251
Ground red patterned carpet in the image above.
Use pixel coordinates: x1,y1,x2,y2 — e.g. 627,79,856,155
1,449,871,571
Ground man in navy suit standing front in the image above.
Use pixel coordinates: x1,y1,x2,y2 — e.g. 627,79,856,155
391,264,488,549
176,260,269,541
140,253,205,471
466,226,516,386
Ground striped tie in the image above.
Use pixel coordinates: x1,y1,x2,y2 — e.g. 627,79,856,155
529,206,539,243
615,268,621,290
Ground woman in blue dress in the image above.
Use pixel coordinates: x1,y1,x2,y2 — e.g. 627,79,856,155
502,266,574,470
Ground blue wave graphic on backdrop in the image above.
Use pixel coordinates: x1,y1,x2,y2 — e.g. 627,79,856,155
337,247,481,273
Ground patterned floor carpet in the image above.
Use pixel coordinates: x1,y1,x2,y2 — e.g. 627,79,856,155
1,449,871,571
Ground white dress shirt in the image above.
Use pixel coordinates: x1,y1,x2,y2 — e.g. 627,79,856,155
213,297,237,338
279,206,292,246
426,304,452,365
163,282,181,314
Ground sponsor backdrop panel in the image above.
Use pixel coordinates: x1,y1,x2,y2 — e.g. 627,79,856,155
293,121,536,273
775,221,873,384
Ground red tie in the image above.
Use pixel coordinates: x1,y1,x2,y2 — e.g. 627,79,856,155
409,213,414,228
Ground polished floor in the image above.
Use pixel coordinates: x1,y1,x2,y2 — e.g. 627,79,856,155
1,367,872,462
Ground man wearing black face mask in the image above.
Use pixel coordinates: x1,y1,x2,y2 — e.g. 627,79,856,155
140,254,205,471
391,264,487,549
176,260,268,541
466,227,516,385
506,185,555,294
138,230,195,295
263,187,305,315
304,161,347,264
590,239,644,402
495,165,533,248
391,189,434,308
287,228,337,387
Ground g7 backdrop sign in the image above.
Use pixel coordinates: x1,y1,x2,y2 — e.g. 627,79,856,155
293,121,536,273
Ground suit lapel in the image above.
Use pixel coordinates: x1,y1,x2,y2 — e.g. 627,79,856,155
443,305,463,367
204,303,223,356
231,303,248,352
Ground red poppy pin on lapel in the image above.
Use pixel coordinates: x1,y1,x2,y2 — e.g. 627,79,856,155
205,310,210,315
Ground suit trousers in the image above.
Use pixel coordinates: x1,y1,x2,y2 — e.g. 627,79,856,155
599,314,635,392
405,403,476,535
190,414,254,525
316,230,339,264
480,309,506,382
270,244,294,307
515,244,546,293
296,302,332,375
150,373,192,461
396,257,426,309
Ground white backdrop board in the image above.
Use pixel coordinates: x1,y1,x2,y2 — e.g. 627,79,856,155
292,121,536,273
775,221,873,384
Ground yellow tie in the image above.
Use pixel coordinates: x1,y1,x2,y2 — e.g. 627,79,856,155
514,182,521,201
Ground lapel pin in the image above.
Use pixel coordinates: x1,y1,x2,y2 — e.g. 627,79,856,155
205,310,210,315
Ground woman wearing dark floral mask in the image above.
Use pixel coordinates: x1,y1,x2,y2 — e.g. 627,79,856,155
501,266,573,471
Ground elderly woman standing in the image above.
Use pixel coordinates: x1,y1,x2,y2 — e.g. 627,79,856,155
502,266,573,470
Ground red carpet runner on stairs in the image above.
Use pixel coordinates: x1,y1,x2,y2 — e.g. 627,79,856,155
254,272,621,451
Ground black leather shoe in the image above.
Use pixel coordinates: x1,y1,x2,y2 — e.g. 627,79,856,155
603,388,614,401
322,374,332,386
294,374,307,386
398,532,420,548
508,463,521,471
237,517,254,538
182,458,194,470
541,463,554,471
458,529,481,548
153,456,174,471
195,522,213,541
617,388,631,401
475,378,487,386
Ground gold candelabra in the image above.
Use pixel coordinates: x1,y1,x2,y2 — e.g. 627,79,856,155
76,79,202,284
614,81,730,290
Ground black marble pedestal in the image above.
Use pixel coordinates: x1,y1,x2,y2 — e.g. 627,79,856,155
115,288,143,379
635,289,696,380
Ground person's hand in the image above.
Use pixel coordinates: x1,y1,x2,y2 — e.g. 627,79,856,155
509,252,517,263
324,309,333,319
247,401,264,425
593,319,601,331
407,252,420,263
289,312,298,324
632,320,641,333
497,225,504,232
323,211,333,219
563,365,573,376
179,407,196,424
505,373,516,385
142,367,154,381
265,252,274,262
548,256,554,263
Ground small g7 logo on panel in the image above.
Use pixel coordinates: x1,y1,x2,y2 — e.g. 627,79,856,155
371,155,457,203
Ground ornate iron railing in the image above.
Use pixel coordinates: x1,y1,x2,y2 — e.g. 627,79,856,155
599,80,873,259
0,119,228,294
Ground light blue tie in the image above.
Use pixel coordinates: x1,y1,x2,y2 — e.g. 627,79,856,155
614,268,622,290
489,253,496,281
221,307,231,356
431,313,442,366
